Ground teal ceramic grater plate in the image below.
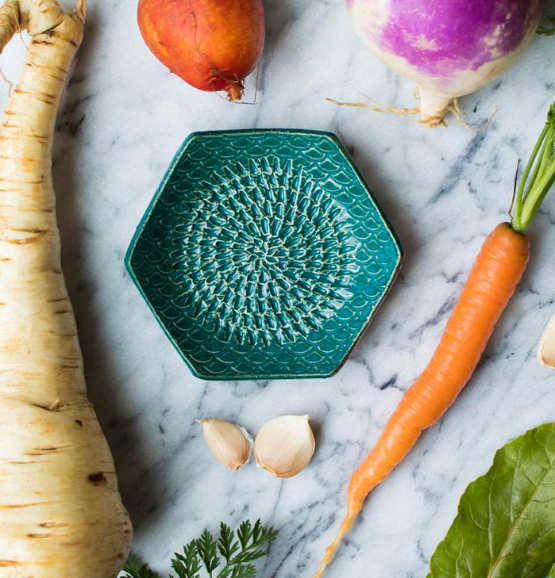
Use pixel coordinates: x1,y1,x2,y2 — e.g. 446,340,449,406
126,130,402,380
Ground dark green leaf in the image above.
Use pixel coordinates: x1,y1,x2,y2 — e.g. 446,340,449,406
229,549,267,566
218,523,239,562
254,522,278,548
219,563,257,578
231,564,256,578
128,519,277,578
428,424,555,578
237,520,253,550
123,553,160,578
252,520,263,544
172,542,202,578
196,529,220,573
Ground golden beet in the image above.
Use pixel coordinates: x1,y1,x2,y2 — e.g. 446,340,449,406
138,0,265,100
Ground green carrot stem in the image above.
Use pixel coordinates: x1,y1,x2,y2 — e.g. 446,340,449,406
519,162,555,229
513,124,547,225
512,102,555,233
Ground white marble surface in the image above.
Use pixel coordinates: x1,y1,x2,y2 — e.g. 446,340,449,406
2,1,554,576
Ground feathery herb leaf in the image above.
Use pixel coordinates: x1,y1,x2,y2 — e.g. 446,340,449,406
122,553,159,578
196,529,220,574
122,520,277,578
218,523,240,563
172,542,202,578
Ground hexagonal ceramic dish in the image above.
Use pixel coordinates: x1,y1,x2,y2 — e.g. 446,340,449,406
126,130,402,380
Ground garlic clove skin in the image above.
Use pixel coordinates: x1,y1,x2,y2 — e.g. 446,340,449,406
254,415,316,478
200,418,252,471
538,314,555,369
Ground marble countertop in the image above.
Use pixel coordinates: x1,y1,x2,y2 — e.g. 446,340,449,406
2,1,554,576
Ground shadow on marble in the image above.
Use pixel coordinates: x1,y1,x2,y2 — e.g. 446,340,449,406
52,6,163,537
260,0,295,92
333,131,420,352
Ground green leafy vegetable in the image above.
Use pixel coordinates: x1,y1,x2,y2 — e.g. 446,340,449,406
428,423,555,578
122,520,278,578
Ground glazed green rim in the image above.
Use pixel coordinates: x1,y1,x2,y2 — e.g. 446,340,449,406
125,129,403,381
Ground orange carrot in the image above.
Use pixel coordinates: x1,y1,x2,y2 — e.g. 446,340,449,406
315,102,555,577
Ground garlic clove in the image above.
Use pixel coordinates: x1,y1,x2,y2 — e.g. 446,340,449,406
254,415,316,478
200,418,252,471
538,314,555,369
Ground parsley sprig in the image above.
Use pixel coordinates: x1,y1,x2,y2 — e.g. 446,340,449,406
122,520,278,578
124,554,160,578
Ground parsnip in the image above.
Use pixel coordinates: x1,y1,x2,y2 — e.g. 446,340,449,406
0,1,132,576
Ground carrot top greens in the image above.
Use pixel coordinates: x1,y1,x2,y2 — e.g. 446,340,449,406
512,102,555,233
123,520,278,578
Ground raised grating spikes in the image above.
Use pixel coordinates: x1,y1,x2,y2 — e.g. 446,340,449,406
173,156,360,346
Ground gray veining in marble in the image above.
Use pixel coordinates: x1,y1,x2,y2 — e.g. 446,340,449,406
1,1,554,576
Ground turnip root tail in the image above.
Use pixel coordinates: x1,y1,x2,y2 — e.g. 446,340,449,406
417,88,453,128
0,1,132,577
327,92,477,129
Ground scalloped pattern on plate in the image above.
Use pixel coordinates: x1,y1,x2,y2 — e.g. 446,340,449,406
126,130,402,380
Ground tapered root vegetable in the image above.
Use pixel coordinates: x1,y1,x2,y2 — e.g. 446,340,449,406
0,1,132,576
314,103,555,577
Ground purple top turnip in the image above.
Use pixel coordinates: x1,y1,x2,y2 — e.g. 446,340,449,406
349,0,543,125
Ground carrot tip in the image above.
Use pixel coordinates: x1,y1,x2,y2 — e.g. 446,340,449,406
313,514,357,578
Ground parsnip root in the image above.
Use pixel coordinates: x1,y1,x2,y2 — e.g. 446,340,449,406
0,1,132,576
